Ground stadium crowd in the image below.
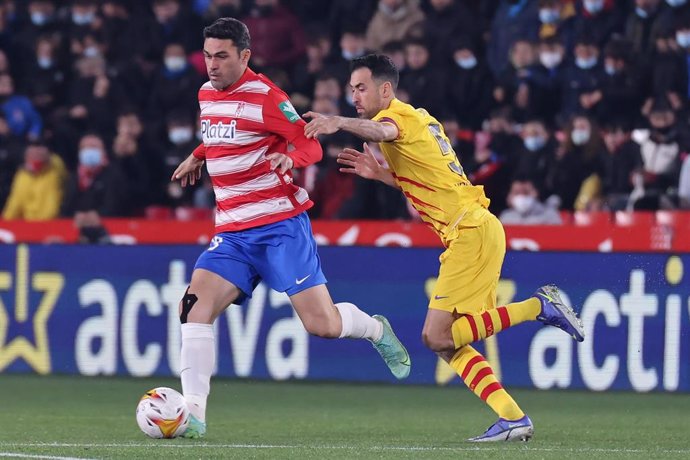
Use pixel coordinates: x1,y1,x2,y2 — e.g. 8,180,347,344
1,0,690,228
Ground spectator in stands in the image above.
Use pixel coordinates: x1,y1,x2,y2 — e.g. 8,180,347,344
243,0,307,70
381,40,406,74
515,118,557,198
56,56,119,167
464,130,511,214
536,35,566,121
446,37,494,130
493,39,549,123
486,106,524,171
327,0,376,49
201,0,245,26
61,133,128,217
573,0,625,49
365,0,425,52
625,0,667,57
537,0,576,51
2,140,66,220
488,0,540,76
670,15,690,104
0,73,42,140
100,0,140,67
147,42,203,127
111,131,150,215
74,209,111,244
308,131,356,219
13,0,62,67
659,0,690,32
600,120,644,210
499,175,562,225
422,0,481,68
399,38,446,117
679,153,690,208
291,29,333,98
545,114,605,210
597,37,643,126
161,111,199,207
0,113,24,209
634,98,683,209
559,35,606,122
338,142,410,219
326,23,369,83
23,36,66,118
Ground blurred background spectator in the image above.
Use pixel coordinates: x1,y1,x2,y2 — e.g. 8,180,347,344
0,0,687,222
499,175,562,224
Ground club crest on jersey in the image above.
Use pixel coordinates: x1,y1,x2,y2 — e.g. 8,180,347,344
201,119,237,142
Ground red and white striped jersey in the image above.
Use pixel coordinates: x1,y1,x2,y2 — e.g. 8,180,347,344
194,68,322,233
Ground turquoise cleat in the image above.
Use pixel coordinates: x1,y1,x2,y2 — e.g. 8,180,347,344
370,315,411,380
181,414,206,439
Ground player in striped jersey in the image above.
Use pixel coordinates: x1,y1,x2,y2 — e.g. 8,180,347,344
304,54,585,442
171,20,410,439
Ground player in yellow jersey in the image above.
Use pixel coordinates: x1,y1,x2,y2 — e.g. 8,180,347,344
304,54,585,442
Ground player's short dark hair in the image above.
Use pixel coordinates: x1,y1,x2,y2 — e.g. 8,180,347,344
203,17,250,51
350,54,399,90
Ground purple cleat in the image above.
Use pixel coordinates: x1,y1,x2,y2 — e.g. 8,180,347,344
534,284,585,342
467,415,534,442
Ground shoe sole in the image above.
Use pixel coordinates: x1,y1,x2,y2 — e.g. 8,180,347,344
540,287,585,342
372,315,411,380
467,425,534,442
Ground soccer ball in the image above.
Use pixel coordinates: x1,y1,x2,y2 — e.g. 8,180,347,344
135,387,190,438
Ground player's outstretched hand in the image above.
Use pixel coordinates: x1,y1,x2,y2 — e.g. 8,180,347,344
266,152,294,174
172,153,204,187
337,143,382,181
303,111,340,138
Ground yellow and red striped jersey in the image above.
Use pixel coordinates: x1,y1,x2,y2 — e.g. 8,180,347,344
374,98,491,245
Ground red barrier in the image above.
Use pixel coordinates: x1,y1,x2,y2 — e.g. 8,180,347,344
0,212,689,252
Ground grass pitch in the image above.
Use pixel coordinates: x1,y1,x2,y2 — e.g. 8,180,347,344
0,375,688,459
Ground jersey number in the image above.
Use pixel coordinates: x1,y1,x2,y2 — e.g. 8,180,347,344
428,123,464,176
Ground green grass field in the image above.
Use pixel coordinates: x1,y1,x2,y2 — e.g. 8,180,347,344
0,375,688,459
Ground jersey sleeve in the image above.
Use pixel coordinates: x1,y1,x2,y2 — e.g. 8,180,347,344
263,89,322,167
373,106,406,142
192,143,205,160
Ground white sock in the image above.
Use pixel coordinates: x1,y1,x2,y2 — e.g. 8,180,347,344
334,302,383,341
180,322,215,423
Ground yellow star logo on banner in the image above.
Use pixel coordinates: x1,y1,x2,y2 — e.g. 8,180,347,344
0,244,63,374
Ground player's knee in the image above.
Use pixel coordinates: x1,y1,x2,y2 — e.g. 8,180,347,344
422,331,453,353
179,287,213,324
302,315,340,338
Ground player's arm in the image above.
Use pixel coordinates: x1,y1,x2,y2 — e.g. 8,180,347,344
171,144,205,187
263,92,322,173
303,112,399,143
337,143,399,189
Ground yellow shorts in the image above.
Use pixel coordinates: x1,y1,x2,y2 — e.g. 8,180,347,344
429,214,506,314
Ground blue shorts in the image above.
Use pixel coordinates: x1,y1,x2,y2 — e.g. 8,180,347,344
194,212,327,301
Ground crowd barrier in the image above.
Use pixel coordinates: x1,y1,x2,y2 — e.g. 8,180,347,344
0,243,687,392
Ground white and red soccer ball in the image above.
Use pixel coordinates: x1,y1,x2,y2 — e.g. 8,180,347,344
135,387,190,438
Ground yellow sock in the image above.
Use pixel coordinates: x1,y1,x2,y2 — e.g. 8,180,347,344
451,298,541,348
449,345,524,420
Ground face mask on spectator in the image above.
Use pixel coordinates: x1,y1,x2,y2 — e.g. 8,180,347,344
676,31,690,48
456,55,477,69
379,2,407,19
571,128,591,145
605,63,617,75
79,148,103,167
512,194,536,214
37,57,53,69
583,0,604,14
523,135,546,152
26,158,47,173
83,46,100,58
165,56,187,72
539,51,562,69
635,7,650,18
539,8,559,24
575,56,597,69
72,11,95,25
667,0,687,6
169,127,193,145
342,49,362,60
31,12,50,26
